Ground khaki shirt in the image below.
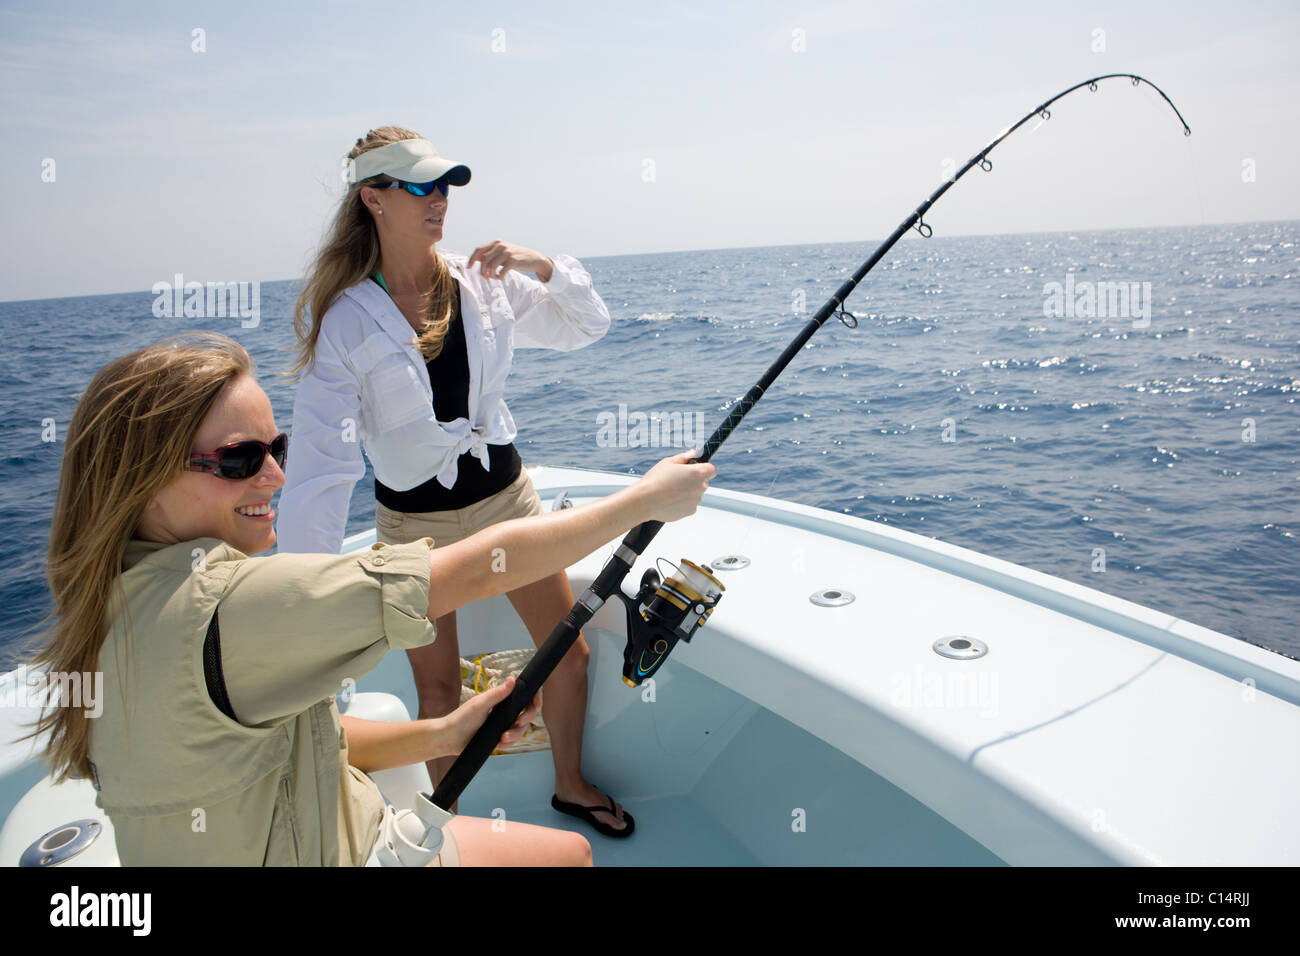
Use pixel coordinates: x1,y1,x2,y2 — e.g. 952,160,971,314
88,534,437,866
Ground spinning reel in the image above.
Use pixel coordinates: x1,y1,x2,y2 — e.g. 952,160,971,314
615,558,725,686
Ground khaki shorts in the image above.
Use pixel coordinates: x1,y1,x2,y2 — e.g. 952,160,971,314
375,470,545,549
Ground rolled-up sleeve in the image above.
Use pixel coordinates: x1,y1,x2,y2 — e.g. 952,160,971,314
507,253,611,351
216,538,437,727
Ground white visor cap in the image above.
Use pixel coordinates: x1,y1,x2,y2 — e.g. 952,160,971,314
351,138,471,187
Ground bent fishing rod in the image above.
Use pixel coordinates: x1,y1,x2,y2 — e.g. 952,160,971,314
428,73,1190,811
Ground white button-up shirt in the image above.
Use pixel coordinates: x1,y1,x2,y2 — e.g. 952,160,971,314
275,251,610,555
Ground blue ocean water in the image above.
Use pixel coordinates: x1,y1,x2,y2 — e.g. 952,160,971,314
1,222,1297,668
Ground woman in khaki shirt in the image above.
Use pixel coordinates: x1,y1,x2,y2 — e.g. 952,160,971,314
25,333,714,866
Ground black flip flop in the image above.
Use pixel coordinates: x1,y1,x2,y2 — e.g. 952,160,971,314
551,791,635,838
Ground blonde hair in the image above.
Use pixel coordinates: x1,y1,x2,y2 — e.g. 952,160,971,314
291,125,457,377
21,333,253,782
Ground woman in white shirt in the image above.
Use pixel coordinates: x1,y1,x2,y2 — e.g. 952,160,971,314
277,127,633,836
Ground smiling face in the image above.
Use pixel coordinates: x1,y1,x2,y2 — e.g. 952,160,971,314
136,373,285,555
362,178,449,245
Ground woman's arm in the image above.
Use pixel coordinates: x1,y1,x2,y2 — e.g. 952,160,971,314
276,324,366,554
469,243,610,351
215,454,710,727
425,451,713,621
339,715,437,773
341,678,540,772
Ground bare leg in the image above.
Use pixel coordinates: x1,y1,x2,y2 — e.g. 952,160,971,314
506,570,630,833
405,611,463,811
445,815,592,866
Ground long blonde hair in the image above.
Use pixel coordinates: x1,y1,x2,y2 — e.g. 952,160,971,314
291,125,457,377
21,333,253,782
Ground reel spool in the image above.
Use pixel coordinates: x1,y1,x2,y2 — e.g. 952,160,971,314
616,559,725,686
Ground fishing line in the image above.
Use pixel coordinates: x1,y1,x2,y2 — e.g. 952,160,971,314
428,73,1191,812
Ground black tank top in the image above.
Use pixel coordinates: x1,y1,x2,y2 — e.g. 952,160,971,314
371,276,522,512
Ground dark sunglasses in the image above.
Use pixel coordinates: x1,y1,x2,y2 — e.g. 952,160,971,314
370,176,451,198
188,433,288,480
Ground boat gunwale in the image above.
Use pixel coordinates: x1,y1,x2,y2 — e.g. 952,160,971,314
508,465,1300,705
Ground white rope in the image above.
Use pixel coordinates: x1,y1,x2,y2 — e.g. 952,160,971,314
459,650,550,753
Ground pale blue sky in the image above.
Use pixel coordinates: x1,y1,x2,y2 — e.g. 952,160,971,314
1,0,1296,301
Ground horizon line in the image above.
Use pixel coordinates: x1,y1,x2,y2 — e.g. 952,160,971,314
2,215,1295,307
